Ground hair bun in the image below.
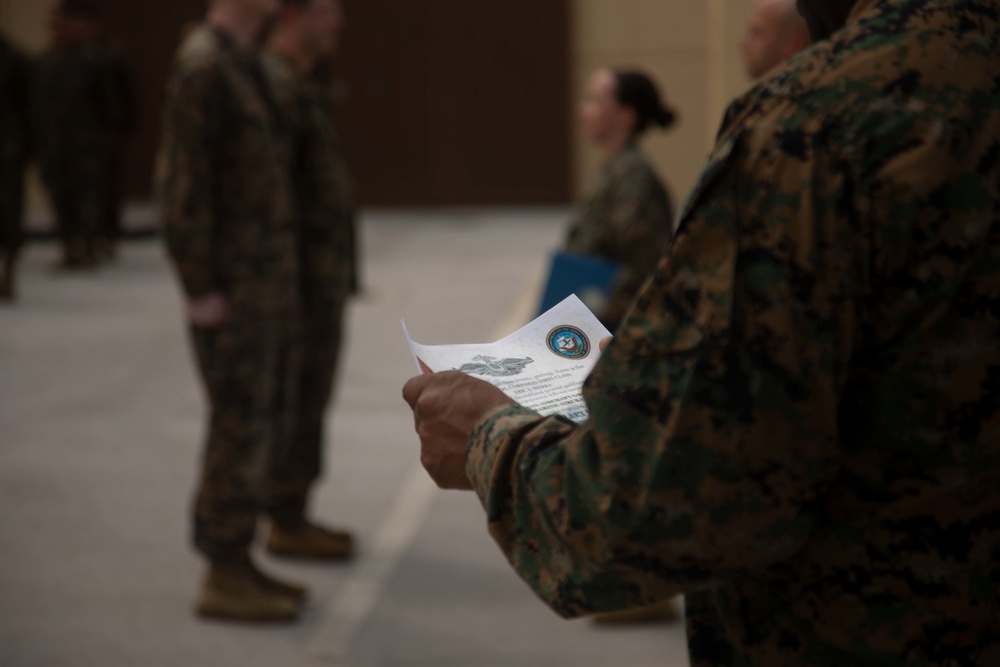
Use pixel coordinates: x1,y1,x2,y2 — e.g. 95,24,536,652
656,106,677,129
612,69,677,136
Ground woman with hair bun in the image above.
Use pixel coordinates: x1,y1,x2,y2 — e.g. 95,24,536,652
566,68,677,331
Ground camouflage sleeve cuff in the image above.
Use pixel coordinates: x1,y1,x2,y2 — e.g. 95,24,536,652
467,404,545,502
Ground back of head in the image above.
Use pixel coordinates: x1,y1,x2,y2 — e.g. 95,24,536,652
742,0,811,79
613,70,677,137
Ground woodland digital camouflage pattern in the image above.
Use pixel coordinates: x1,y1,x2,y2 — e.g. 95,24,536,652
565,144,674,331
159,25,298,559
262,54,353,522
34,37,136,262
468,0,1000,664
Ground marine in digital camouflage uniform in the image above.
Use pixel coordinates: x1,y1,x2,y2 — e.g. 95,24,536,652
410,0,1000,663
567,69,676,332
159,23,300,572
0,34,31,301
261,11,355,557
34,0,137,267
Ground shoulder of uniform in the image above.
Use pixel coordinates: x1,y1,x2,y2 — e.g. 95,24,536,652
169,36,232,96
610,148,661,186
173,26,228,75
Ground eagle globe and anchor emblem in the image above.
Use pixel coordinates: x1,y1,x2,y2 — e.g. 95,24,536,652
547,326,591,360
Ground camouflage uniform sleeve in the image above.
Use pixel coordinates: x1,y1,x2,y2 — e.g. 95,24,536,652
467,130,855,618
600,163,673,328
160,65,225,299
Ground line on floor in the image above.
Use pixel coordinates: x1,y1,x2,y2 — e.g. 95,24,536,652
305,273,541,667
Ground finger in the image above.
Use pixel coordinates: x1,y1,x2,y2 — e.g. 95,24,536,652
402,374,432,410
600,336,613,352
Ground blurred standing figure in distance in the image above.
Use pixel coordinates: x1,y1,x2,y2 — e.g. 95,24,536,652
0,28,32,302
262,0,356,561
741,0,811,79
34,0,137,269
158,0,305,622
403,0,1000,664
567,69,675,333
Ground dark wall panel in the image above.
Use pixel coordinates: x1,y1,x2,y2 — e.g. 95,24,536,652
330,0,572,205
101,0,571,205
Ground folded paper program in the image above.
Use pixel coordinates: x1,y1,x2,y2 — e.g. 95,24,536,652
403,295,611,424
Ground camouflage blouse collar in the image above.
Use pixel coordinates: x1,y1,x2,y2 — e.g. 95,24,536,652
614,141,641,161
599,142,640,173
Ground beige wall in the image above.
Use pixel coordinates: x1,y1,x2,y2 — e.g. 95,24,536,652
571,0,753,205
0,0,56,53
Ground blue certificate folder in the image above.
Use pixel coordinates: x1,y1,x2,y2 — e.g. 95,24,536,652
536,251,621,317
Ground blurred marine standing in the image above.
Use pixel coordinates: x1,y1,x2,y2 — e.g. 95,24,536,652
0,31,31,301
262,0,356,560
34,0,137,268
568,69,676,332
158,0,304,622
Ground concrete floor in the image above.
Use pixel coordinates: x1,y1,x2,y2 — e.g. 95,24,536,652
0,209,690,667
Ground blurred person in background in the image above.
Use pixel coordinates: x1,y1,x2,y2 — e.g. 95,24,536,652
262,0,356,561
741,0,811,79
34,0,137,269
158,0,304,623
0,28,32,302
567,68,676,333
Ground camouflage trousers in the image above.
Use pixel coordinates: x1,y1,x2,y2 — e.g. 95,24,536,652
189,315,298,561
42,154,123,263
266,299,346,524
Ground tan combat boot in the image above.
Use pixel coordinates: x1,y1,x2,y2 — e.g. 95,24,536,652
195,557,306,622
266,520,355,561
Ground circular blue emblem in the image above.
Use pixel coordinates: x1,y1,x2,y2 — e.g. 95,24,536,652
547,326,591,360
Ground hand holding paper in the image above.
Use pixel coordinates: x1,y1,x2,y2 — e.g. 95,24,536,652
403,295,612,424
402,295,611,490
402,372,513,490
